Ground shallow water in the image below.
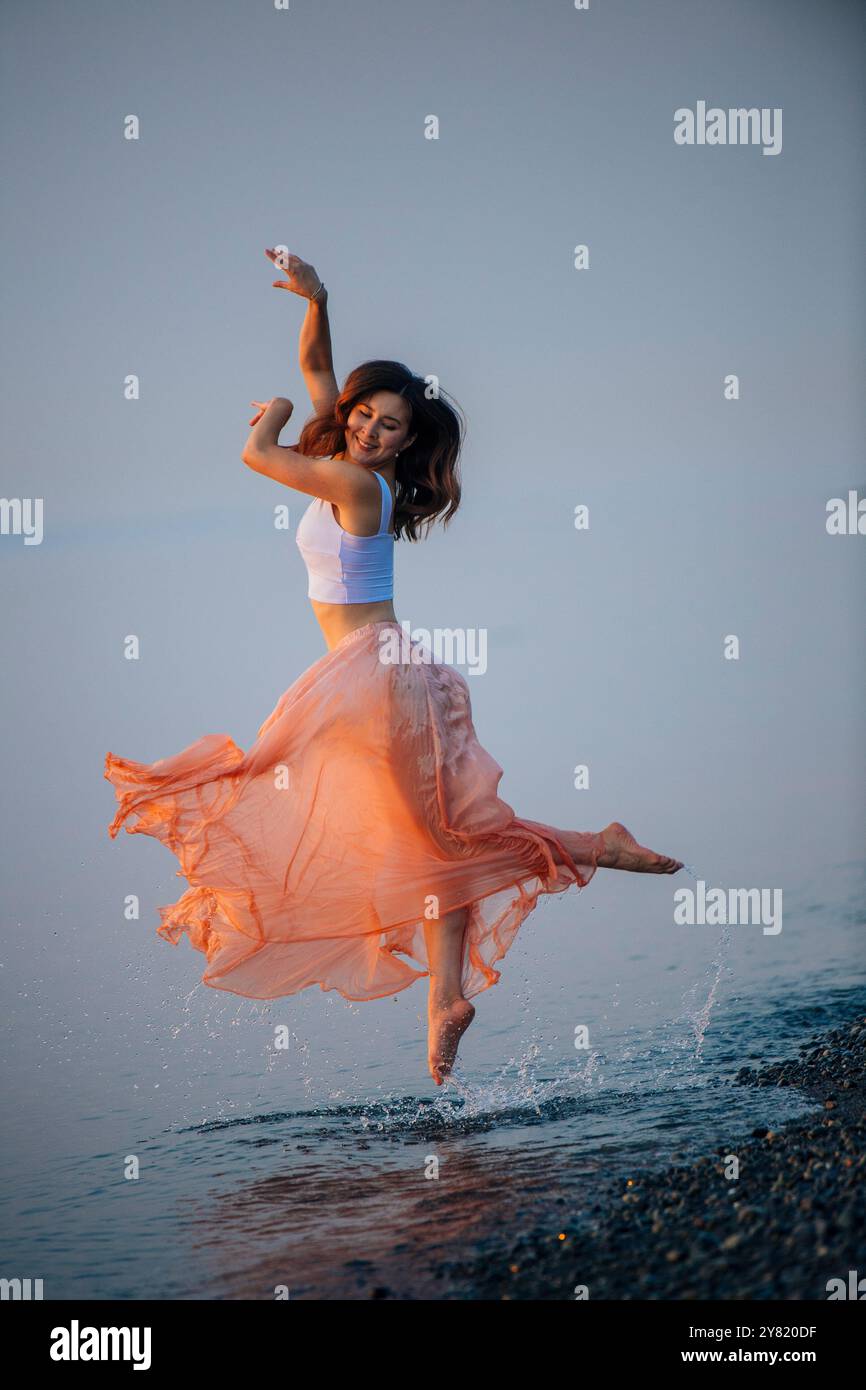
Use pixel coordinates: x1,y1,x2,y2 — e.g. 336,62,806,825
1,859,863,1299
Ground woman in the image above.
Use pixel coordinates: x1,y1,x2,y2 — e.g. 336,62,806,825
104,248,682,1086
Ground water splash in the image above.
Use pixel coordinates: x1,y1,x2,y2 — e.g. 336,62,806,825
671,861,733,1058
416,1032,603,1126
687,920,734,1061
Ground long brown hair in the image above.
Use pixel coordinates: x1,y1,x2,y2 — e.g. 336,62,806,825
295,360,464,541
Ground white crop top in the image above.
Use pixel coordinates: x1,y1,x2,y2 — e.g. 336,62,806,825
295,469,395,604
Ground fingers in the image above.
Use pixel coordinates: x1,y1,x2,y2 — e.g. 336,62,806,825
265,247,295,273
264,248,317,295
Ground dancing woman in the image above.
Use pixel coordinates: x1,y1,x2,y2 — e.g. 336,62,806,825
104,249,682,1085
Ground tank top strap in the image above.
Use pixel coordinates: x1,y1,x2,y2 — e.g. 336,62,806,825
375,470,393,536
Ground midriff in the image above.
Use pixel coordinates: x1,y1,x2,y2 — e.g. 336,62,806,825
310,596,398,652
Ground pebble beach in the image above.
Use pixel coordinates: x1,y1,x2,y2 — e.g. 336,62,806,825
431,1014,866,1300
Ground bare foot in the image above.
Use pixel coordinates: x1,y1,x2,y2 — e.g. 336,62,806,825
427,996,475,1086
597,821,683,874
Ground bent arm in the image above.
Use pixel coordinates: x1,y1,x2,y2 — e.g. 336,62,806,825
241,398,372,507
298,287,338,415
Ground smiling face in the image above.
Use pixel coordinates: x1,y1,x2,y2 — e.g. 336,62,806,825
344,391,416,466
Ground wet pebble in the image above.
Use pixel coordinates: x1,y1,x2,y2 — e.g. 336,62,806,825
432,1012,866,1299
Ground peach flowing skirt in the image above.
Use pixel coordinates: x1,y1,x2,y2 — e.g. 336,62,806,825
104,620,603,1002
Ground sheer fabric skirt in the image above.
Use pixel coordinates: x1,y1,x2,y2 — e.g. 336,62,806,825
104,620,603,1001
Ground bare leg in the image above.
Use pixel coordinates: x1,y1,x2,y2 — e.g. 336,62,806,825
421,825,678,1086
559,822,683,874
424,908,476,1087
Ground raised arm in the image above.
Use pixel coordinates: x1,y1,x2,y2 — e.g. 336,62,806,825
265,248,339,416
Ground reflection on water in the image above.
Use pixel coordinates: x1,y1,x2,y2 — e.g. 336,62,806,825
161,1024,817,1298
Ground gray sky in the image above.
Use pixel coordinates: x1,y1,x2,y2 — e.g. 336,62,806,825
1,0,864,1062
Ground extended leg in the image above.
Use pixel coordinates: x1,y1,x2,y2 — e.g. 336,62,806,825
423,907,476,1086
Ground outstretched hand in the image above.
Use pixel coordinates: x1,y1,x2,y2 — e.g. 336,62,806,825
265,248,323,299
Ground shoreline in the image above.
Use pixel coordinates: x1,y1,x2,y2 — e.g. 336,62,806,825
433,1013,866,1300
